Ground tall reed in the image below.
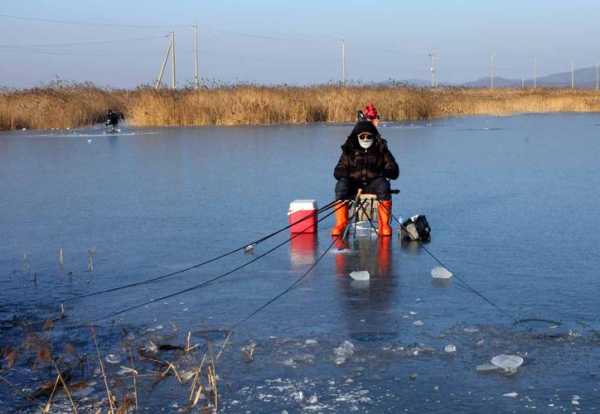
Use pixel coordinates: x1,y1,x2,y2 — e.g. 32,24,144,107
2,84,600,131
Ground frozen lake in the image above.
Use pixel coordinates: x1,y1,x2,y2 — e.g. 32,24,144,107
1,114,600,412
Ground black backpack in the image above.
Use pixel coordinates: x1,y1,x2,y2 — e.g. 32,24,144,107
401,215,431,242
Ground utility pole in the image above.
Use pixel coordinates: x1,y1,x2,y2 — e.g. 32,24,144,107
490,53,496,89
193,25,199,89
341,39,346,86
570,61,575,89
521,77,525,89
429,51,437,88
533,57,537,89
155,35,173,89
171,31,176,90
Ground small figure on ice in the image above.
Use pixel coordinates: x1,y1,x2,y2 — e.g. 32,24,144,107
105,109,124,132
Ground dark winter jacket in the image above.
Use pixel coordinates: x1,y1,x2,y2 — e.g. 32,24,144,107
333,121,399,183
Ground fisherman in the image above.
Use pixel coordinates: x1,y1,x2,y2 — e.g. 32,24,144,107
105,109,123,129
331,103,399,237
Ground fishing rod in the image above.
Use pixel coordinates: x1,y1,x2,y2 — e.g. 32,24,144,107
61,199,339,303
82,201,349,324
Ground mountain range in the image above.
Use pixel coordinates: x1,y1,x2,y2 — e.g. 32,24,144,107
398,66,600,88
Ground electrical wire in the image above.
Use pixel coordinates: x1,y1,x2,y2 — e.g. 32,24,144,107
0,13,189,29
0,35,168,49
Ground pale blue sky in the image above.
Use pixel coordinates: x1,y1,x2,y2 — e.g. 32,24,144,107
1,1,599,87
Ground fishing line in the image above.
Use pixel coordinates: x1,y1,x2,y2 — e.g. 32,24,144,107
85,203,345,323
380,202,516,321
62,199,338,303
211,204,360,363
228,199,360,333
231,236,340,330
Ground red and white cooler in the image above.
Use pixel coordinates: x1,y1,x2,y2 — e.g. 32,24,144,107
288,199,318,234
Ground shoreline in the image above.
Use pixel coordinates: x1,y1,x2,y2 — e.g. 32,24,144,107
2,85,600,131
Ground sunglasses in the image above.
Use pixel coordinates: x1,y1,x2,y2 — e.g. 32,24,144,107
358,132,373,141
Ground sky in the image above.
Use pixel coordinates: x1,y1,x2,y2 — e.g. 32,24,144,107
1,0,600,88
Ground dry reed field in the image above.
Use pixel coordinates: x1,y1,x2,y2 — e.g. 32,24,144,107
2,84,600,130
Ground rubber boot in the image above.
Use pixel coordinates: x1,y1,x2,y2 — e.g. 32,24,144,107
377,236,392,276
378,200,393,237
330,201,349,236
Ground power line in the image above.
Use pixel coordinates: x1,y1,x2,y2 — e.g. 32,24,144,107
0,35,168,49
0,13,189,28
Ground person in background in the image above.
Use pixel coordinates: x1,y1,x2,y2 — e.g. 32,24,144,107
331,103,399,237
105,109,123,129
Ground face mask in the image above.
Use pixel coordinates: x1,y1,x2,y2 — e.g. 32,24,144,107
358,132,374,149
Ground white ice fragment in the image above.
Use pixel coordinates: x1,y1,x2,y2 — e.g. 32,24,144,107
444,344,456,353
305,339,318,346
572,400,580,406
413,320,424,327
463,327,479,333
503,392,518,398
87,139,92,144
105,354,121,364
333,340,355,365
491,354,524,372
244,244,255,254
349,270,370,281
431,266,453,279
307,395,318,404
409,311,417,315
291,390,304,402
143,340,158,354
117,366,138,376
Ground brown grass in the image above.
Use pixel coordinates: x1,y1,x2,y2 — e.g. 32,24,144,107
3,84,600,130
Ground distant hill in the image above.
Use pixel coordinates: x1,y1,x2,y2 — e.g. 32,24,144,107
463,66,600,88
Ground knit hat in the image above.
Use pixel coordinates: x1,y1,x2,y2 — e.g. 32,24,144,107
363,103,379,120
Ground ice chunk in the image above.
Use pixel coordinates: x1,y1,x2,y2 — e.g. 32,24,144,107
349,271,370,281
491,354,524,372
117,366,138,376
413,320,424,327
444,344,456,353
503,392,518,398
431,266,453,279
291,390,304,402
333,340,355,365
105,354,121,364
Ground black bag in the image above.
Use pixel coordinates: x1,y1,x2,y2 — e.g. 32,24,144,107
401,215,431,242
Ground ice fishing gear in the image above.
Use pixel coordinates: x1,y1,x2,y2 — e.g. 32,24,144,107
400,215,431,242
